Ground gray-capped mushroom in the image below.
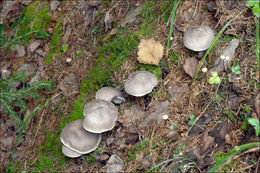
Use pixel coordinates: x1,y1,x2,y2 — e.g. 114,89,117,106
124,71,158,97
184,25,215,52
83,99,119,133
62,145,82,158
60,119,102,154
96,87,125,104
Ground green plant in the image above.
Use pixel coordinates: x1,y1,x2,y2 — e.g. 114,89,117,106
0,1,51,49
188,115,196,126
246,0,260,17
231,64,241,75
248,118,260,136
0,72,53,125
208,142,260,173
212,152,238,172
192,9,246,85
209,72,221,84
246,0,260,70
166,0,178,58
6,92,61,173
61,44,68,53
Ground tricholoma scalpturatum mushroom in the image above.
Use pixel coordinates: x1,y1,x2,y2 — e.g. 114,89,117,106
60,119,102,157
184,25,215,52
83,99,119,133
124,71,158,97
95,87,125,104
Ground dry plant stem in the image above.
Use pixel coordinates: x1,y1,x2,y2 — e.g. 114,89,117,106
191,9,246,86
186,74,224,136
32,109,45,146
255,16,260,70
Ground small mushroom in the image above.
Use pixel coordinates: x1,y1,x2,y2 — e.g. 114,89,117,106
95,87,125,104
60,119,102,154
83,99,119,133
183,25,215,52
62,145,82,158
124,71,158,97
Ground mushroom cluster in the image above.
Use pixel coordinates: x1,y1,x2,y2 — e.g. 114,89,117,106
60,71,158,158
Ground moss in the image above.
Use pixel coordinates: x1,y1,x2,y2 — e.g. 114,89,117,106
45,16,64,64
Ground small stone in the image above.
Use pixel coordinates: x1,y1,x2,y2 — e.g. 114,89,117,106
105,154,125,173
28,41,41,53
15,45,26,57
1,68,11,79
35,48,45,58
50,1,60,11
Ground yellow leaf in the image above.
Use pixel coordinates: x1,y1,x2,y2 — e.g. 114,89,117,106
137,38,164,65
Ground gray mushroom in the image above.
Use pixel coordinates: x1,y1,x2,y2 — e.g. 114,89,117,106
124,71,158,97
60,119,102,154
62,145,82,158
83,99,119,133
183,25,215,52
96,87,125,104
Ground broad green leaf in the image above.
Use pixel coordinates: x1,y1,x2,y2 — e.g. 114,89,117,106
248,118,260,136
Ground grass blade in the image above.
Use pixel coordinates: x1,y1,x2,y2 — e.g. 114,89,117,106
208,142,260,173
6,92,61,173
165,0,178,58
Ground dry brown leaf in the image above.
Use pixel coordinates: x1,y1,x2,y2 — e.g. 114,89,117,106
183,57,199,78
137,38,164,65
201,133,214,154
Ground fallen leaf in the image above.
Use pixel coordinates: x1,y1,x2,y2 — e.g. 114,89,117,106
225,134,232,144
137,38,164,65
183,57,199,78
141,101,169,127
188,113,213,136
120,6,142,27
168,84,190,101
201,133,215,154
59,73,79,97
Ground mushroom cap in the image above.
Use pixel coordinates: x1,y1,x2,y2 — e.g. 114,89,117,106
60,119,102,154
124,71,158,97
83,99,118,133
62,145,82,158
95,87,123,102
183,25,215,51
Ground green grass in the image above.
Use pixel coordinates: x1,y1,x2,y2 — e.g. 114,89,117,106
128,140,150,161
209,142,260,173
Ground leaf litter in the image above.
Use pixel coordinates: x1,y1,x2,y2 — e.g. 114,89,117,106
0,0,259,172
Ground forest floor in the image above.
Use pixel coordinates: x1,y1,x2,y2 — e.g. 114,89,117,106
0,0,259,172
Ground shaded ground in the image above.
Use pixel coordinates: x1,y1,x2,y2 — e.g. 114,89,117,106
0,0,259,172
